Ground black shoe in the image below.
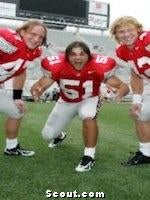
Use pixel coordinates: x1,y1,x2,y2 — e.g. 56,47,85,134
4,144,35,156
121,151,150,166
75,156,95,172
48,132,66,148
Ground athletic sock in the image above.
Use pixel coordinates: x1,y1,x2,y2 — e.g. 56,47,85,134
84,147,96,159
139,142,150,157
6,138,18,149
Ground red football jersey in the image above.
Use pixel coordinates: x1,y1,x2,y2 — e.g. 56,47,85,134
0,28,42,83
42,54,116,102
116,31,150,80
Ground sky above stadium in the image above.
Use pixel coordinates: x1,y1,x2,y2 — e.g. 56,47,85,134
98,0,150,29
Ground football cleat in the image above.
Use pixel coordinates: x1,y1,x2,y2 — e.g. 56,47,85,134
4,144,35,156
48,132,66,148
75,156,95,172
121,151,150,166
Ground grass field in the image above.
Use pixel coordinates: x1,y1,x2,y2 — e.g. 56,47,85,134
0,101,149,200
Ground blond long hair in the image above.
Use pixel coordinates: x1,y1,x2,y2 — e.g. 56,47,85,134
110,16,143,42
16,20,47,45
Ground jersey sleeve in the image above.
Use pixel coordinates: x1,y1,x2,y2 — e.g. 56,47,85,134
0,28,18,54
41,55,62,81
94,55,117,80
102,57,117,80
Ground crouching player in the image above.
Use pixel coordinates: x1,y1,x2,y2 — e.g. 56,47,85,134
31,41,129,172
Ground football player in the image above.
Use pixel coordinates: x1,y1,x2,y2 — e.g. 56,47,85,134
110,16,150,166
0,20,47,156
31,41,129,172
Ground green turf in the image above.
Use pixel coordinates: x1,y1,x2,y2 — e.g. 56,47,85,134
0,102,149,200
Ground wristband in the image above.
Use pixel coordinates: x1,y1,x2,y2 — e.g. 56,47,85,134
132,94,142,104
13,89,23,100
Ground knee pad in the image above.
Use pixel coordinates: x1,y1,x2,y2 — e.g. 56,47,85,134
79,109,96,120
79,103,97,120
79,97,98,120
42,126,55,141
42,125,61,141
10,110,25,119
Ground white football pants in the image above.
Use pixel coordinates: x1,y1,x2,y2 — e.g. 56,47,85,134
0,89,24,119
42,96,99,141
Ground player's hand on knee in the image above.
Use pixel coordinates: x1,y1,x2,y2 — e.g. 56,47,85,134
31,84,43,101
14,99,27,112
